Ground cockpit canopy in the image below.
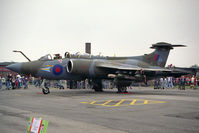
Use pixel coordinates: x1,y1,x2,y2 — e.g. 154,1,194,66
38,52,105,61
64,52,92,59
38,54,52,61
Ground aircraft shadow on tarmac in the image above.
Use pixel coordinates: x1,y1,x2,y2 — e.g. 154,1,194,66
48,89,198,97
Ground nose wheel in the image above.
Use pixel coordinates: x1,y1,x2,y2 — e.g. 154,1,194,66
42,87,50,94
41,79,50,94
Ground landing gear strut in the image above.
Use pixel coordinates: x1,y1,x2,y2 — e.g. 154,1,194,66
41,79,50,94
117,87,127,93
92,79,103,92
114,78,131,93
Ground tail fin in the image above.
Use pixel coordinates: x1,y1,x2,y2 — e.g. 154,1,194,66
142,42,186,67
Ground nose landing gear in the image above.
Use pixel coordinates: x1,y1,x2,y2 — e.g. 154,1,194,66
41,79,50,94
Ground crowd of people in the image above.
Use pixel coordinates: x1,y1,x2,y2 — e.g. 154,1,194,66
0,73,91,90
154,75,198,90
0,73,198,91
0,74,29,90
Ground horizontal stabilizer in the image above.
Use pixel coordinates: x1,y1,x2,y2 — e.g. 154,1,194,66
150,42,186,50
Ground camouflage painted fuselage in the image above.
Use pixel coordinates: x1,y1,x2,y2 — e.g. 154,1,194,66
7,42,186,82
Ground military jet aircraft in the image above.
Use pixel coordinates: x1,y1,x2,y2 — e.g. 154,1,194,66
6,42,185,94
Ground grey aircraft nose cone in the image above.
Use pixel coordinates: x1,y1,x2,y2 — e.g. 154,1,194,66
6,63,22,73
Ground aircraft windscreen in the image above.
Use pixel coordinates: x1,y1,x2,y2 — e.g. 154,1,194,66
39,54,52,61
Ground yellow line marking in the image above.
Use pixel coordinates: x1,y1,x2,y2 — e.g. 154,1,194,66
144,100,148,104
130,99,137,105
81,98,166,107
90,101,96,104
148,101,166,104
80,102,89,104
114,99,126,106
101,100,113,106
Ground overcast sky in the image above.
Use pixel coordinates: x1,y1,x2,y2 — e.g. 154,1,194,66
0,0,198,67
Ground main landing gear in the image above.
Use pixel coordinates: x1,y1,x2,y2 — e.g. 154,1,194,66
114,78,131,93
91,79,129,93
92,79,103,92
117,87,128,93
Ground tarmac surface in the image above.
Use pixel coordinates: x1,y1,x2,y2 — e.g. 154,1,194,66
0,86,199,133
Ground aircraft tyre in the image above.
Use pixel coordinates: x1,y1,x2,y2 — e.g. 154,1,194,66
118,87,127,93
93,84,103,92
41,79,50,94
94,86,103,92
42,87,50,94
59,86,64,89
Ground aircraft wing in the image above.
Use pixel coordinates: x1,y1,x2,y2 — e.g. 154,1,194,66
97,62,171,72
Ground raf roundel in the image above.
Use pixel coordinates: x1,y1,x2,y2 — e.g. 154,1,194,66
52,64,63,75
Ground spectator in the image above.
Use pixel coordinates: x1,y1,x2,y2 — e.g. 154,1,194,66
11,76,16,89
1,76,5,86
186,77,190,86
15,76,19,88
163,78,168,89
0,76,2,89
154,78,160,89
85,79,88,89
190,75,195,89
160,78,164,89
179,76,185,90
17,75,22,88
169,77,174,88
31,76,34,85
35,77,41,88
21,76,25,88
175,78,179,87
16,75,22,89
193,76,197,89
5,74,10,90
24,76,29,89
